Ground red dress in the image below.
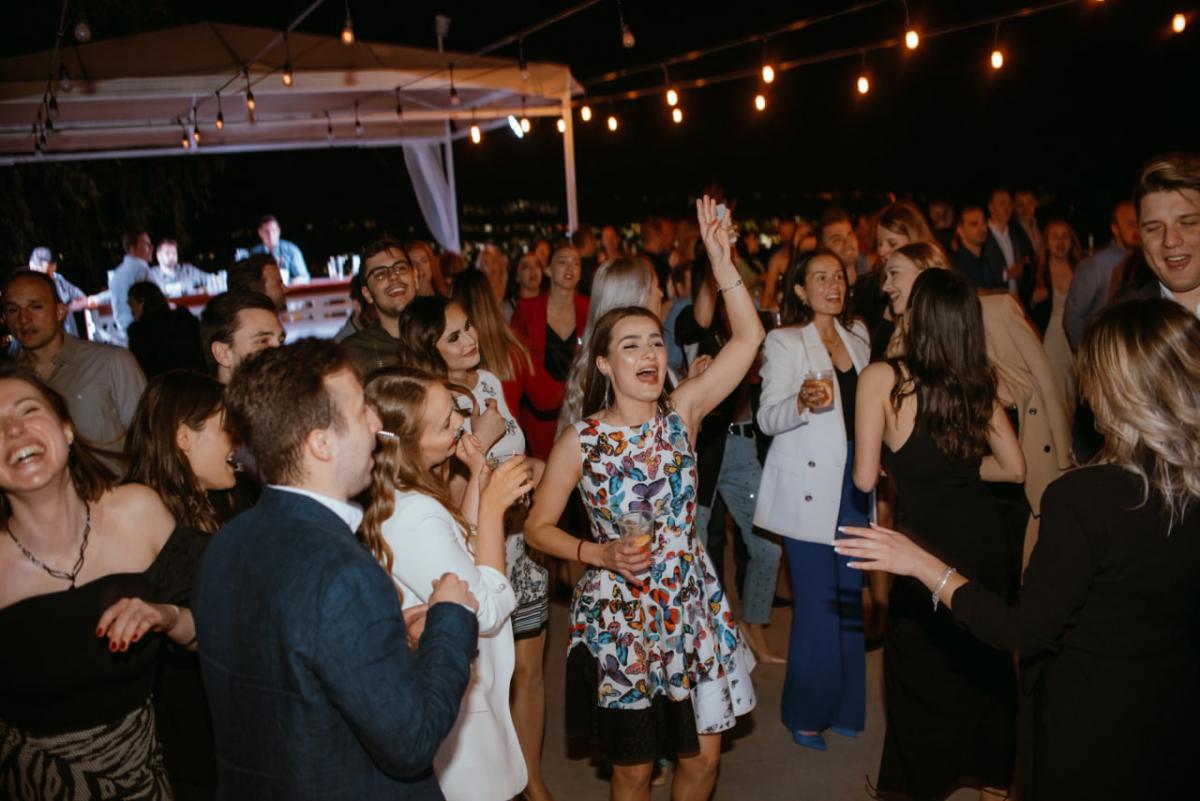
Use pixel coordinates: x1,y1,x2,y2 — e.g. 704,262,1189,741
508,293,589,459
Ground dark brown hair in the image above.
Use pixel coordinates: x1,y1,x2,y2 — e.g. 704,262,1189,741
891,269,996,461
224,339,351,485
395,296,452,374
199,290,278,371
778,247,856,328
450,268,532,381
124,370,225,533
579,306,673,420
228,255,278,296
361,367,473,572
0,366,116,526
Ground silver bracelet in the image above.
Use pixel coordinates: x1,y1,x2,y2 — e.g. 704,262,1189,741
931,567,957,611
718,278,743,294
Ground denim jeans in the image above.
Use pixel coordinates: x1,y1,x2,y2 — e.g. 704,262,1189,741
695,431,781,625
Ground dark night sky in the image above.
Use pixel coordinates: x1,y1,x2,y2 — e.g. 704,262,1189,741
2,0,1197,278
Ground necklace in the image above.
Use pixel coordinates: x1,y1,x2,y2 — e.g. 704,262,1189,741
6,502,92,589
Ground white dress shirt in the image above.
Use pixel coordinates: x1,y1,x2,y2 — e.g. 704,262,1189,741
268,485,364,532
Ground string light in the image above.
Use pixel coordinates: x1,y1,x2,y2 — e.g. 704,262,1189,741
556,117,566,133
761,64,775,83
666,88,678,107
282,33,294,86
449,65,460,106
215,92,224,130
580,104,592,122
856,50,870,95
395,87,403,118
507,115,526,138
58,63,71,93
617,0,635,48
354,102,364,137
991,23,1004,70
341,0,355,45
671,107,683,124
244,70,255,111
181,123,191,150
905,29,920,49
470,124,482,144
193,125,201,144
47,95,59,120
73,17,91,43
326,111,334,143
1172,13,1187,33
607,114,618,131
754,93,766,111
521,117,531,133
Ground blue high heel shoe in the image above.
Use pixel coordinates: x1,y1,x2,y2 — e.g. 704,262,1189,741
791,731,828,751
830,726,858,739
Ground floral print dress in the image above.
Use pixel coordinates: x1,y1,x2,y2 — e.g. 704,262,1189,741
568,408,756,736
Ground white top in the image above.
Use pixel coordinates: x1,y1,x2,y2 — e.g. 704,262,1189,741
381,489,525,801
471,369,526,458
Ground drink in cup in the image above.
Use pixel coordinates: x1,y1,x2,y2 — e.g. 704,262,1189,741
802,369,836,412
616,510,653,554
487,450,531,506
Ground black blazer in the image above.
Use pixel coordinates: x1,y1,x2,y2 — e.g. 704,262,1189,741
194,487,478,800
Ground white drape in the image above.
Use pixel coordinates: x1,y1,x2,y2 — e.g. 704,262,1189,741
402,139,461,253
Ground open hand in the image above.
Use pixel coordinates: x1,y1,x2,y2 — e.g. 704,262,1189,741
97,598,179,653
697,195,735,269
833,522,935,578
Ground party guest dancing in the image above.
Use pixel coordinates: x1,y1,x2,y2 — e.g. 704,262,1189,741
193,340,480,800
361,367,533,801
526,197,763,801
853,269,1025,800
0,366,203,801
837,298,1200,800
753,248,871,750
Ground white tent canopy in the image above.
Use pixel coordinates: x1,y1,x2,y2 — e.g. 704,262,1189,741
0,23,584,249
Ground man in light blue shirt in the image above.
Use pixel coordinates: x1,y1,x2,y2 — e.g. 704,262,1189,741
28,246,87,338
250,214,309,284
1062,200,1139,350
109,229,154,337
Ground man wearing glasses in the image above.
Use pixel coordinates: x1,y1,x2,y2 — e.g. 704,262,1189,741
342,237,418,376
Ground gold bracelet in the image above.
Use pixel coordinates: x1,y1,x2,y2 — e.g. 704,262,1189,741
718,278,743,294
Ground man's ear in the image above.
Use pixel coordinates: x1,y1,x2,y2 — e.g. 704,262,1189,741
211,341,234,370
55,303,67,326
305,427,336,465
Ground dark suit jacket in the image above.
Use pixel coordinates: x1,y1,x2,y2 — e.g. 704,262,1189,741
193,487,478,801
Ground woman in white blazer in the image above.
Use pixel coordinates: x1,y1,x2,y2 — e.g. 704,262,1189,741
359,367,535,801
753,248,872,751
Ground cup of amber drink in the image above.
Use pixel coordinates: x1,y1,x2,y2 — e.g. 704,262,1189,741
802,369,836,412
616,510,653,553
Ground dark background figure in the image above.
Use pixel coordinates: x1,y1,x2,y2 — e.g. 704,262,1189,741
126,282,207,380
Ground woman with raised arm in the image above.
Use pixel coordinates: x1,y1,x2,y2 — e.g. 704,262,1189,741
0,366,203,800
361,367,535,801
525,197,764,801
837,298,1200,801
852,269,1025,801
753,248,872,750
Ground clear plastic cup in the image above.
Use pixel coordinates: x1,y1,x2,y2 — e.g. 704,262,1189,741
802,369,836,412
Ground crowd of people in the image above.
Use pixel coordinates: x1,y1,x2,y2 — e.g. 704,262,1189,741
0,152,1197,801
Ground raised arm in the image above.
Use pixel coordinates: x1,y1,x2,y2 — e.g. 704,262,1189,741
672,196,765,430
980,400,1026,484
853,362,892,493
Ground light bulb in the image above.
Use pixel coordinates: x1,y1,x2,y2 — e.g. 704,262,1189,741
192,127,201,143
761,64,775,84
905,29,920,50
216,111,224,130
666,88,678,107
58,64,71,93
607,114,618,132
1172,13,1186,33
671,107,682,124
754,93,766,111
990,49,1004,70
182,134,191,150
556,118,566,133
580,105,592,122
246,90,256,111
520,117,531,133
857,75,870,94
621,24,635,49
470,124,481,144
282,63,293,86
73,20,91,42
341,17,355,45
449,86,460,106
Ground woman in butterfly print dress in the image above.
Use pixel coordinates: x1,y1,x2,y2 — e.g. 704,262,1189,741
527,196,765,801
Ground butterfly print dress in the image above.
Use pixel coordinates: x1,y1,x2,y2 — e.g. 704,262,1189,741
565,409,756,761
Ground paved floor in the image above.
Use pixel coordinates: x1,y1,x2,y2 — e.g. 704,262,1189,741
537,579,980,800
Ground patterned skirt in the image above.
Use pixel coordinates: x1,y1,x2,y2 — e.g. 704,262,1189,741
0,700,172,801
507,533,550,639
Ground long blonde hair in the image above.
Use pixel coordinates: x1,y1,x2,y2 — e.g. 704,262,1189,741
557,257,656,433
361,367,474,573
450,268,532,382
1078,299,1200,528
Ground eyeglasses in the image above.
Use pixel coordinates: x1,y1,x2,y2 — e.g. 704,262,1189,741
365,261,412,283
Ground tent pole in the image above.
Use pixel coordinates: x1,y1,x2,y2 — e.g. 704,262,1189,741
442,119,461,253
560,89,579,233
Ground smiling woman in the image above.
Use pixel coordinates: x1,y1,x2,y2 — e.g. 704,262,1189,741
0,365,205,801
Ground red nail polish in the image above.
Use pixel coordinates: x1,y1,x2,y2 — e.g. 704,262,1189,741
96,627,104,636
109,642,117,652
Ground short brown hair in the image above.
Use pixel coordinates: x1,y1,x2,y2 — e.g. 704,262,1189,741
224,339,352,485
228,254,278,296
1134,153,1200,214
199,290,278,371
361,236,405,265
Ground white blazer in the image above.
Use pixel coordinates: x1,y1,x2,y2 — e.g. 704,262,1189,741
382,490,526,801
753,319,871,543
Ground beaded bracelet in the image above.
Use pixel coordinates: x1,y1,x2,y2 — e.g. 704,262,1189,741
718,278,744,294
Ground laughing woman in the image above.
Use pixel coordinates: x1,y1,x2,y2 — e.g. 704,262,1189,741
525,197,764,801
753,248,872,750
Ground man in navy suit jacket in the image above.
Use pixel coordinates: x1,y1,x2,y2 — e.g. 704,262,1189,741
194,339,479,800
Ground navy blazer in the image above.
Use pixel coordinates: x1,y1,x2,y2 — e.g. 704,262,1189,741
193,487,478,801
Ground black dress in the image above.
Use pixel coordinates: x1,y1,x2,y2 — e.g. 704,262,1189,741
953,465,1200,800
0,525,206,801
877,408,1017,800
